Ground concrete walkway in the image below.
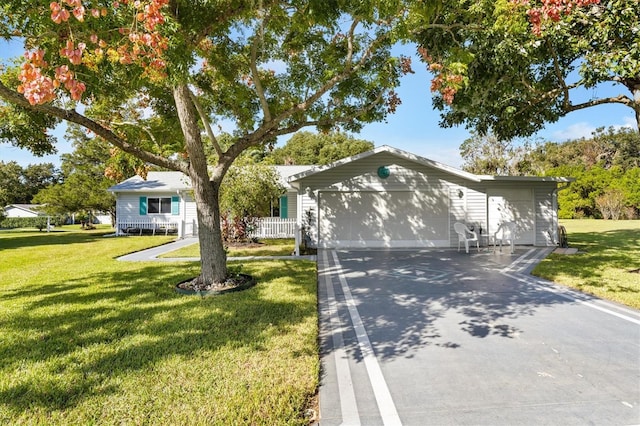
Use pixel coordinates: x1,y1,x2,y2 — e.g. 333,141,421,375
116,237,316,262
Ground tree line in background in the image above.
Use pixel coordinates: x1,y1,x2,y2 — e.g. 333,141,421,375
0,161,59,208
460,127,640,219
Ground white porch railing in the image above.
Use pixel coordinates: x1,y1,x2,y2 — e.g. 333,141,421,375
115,217,294,239
116,219,179,236
248,217,297,239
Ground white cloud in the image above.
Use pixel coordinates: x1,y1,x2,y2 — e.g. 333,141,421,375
620,116,636,129
552,115,636,141
552,122,596,141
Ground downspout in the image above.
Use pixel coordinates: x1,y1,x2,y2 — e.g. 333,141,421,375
290,181,301,256
552,187,559,245
178,189,187,239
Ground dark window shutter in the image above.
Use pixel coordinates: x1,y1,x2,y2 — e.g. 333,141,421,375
171,196,180,215
279,195,288,218
139,197,147,216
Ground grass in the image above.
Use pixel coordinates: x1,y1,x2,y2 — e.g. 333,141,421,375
532,219,640,309
159,238,296,258
0,227,318,425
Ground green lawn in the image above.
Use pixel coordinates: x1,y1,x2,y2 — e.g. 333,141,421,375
0,227,318,425
532,219,640,309
159,238,295,258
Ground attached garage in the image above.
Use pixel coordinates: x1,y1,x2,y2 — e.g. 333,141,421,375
318,189,449,248
288,146,571,252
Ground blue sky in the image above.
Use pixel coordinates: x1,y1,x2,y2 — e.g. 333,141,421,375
1,39,635,169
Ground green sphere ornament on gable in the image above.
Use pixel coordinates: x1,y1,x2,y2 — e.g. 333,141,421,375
377,166,390,179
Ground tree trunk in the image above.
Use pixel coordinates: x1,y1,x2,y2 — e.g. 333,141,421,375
173,84,227,284
631,81,640,133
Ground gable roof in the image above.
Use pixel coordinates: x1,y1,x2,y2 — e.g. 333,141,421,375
273,165,316,188
108,166,318,194
288,145,573,184
3,204,45,215
108,171,192,193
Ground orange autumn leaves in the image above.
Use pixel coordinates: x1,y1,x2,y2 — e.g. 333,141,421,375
18,0,600,107
18,0,169,105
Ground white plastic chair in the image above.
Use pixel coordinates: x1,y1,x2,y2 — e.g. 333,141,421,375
493,221,517,253
454,222,479,253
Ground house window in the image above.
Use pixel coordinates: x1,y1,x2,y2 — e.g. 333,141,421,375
148,197,172,214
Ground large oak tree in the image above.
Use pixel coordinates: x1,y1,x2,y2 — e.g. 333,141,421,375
0,0,412,285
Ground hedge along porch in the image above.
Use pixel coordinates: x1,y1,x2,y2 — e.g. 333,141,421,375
288,145,572,252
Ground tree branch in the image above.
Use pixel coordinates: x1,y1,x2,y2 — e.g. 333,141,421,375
250,26,272,123
547,40,571,110
253,91,386,143
188,89,223,157
110,121,161,151
0,80,187,174
565,94,635,111
250,19,389,142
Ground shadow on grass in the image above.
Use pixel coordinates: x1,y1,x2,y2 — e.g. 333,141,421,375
533,228,640,285
0,230,110,251
0,260,317,413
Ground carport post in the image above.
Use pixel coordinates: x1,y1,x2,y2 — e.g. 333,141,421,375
294,222,301,256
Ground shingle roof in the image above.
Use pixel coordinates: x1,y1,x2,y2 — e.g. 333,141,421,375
3,204,45,214
108,171,192,193
108,166,317,193
288,145,573,183
273,165,315,187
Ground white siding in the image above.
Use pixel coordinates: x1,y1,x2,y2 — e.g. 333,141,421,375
296,153,458,248
4,207,39,218
535,186,557,246
300,193,318,247
115,192,197,236
183,192,198,237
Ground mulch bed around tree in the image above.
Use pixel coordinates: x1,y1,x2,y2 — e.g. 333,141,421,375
176,273,256,296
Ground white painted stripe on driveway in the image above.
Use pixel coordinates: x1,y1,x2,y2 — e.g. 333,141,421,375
502,270,640,325
502,248,537,273
320,250,361,426
330,250,402,426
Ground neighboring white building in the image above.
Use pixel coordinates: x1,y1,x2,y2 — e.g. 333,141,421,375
3,204,45,218
109,146,572,250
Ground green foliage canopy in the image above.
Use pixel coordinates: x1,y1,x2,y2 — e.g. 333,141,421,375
0,161,59,207
33,126,123,222
412,0,640,139
269,131,374,165
220,158,285,219
536,128,640,218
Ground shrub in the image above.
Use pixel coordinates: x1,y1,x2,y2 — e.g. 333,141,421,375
596,188,626,220
0,216,63,230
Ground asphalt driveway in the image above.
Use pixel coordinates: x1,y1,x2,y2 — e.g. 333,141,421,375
317,248,640,425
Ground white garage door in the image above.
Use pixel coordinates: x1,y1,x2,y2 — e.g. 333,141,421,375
318,190,450,248
488,189,534,245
